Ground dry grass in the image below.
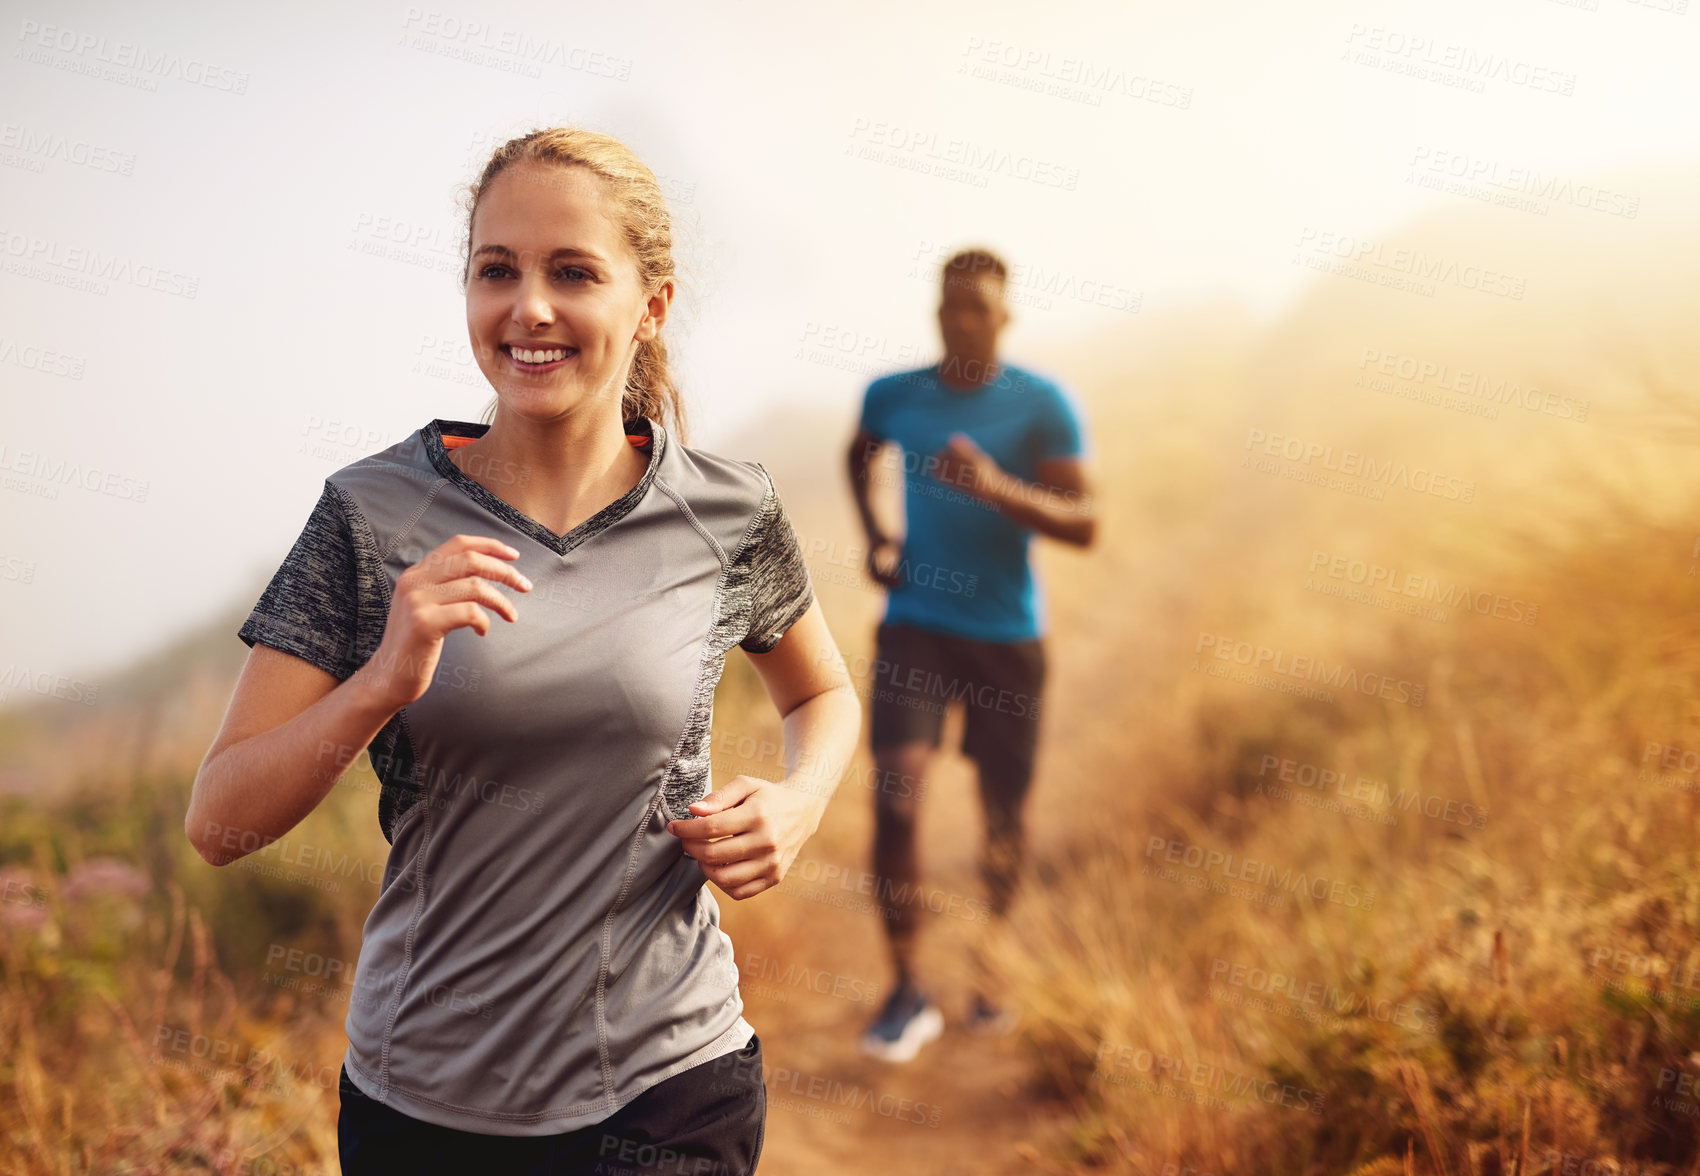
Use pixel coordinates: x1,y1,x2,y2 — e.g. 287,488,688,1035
5,299,1700,1172
979,333,1700,1173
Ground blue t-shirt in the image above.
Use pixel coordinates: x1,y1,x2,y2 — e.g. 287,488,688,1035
858,361,1087,642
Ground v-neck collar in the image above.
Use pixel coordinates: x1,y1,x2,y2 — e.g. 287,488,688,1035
421,416,667,557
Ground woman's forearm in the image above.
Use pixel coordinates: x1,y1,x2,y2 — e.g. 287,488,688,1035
186,665,402,865
774,682,863,829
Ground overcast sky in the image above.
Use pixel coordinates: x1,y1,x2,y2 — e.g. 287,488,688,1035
3,0,1697,686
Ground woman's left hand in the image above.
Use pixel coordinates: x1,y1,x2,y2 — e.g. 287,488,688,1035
667,775,824,900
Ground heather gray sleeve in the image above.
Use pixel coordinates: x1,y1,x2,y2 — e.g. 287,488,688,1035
737,469,816,654
238,481,364,680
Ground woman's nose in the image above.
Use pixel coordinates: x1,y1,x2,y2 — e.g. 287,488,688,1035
511,274,554,327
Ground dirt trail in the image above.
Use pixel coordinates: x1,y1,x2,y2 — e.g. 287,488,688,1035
751,988,1068,1174
727,487,1222,1173
735,742,1081,1174
718,384,1262,1173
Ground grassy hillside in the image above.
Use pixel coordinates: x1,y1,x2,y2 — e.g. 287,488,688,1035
4,173,1700,1172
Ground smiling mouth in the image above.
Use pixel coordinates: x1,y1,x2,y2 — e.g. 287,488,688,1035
503,344,579,368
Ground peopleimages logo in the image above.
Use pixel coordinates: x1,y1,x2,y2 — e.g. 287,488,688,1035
738,953,880,1006
15,20,251,93
1307,550,1539,625
0,123,136,174
1094,1039,1326,1114
1638,742,1700,793
1208,956,1438,1032
846,117,1081,191
1406,148,1638,219
1144,836,1376,911
957,36,1195,109
1293,228,1526,300
1588,944,1700,996
397,8,633,79
0,231,199,299
1257,755,1487,830
1341,23,1577,97
839,651,1041,720
1357,347,1588,421
1193,632,1426,707
152,1025,337,1092
911,240,1141,313
1244,428,1474,503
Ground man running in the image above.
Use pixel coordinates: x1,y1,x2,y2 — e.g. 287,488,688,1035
846,247,1097,1062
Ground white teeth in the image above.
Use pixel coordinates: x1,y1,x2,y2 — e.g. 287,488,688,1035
511,347,572,364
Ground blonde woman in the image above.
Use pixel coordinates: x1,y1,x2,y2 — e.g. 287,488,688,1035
189,127,860,1174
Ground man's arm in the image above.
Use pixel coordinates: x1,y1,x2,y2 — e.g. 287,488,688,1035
986,454,1096,547
847,427,904,586
846,427,888,544
933,436,1097,547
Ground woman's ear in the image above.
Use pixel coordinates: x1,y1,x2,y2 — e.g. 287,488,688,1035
636,279,675,344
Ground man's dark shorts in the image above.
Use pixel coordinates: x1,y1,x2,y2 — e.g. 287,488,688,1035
868,621,1047,784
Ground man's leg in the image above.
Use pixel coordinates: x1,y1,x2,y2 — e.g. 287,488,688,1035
862,623,950,1061
872,739,934,989
974,755,1031,924
960,636,1047,1027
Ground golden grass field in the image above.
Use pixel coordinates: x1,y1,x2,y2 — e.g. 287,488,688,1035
4,180,1700,1174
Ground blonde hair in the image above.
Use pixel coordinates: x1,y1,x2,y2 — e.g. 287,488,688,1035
459,127,688,444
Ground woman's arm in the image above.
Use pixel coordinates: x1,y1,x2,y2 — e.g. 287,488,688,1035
668,600,862,898
187,533,530,865
752,599,862,821
186,648,403,865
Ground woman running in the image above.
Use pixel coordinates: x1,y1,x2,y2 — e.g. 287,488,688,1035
187,126,861,1175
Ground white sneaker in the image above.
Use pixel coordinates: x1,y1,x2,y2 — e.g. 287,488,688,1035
860,983,945,1062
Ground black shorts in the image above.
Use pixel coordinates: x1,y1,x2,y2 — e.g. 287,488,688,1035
868,621,1047,783
338,1033,766,1176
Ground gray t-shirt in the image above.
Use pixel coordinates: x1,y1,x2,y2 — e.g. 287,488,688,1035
237,415,814,1135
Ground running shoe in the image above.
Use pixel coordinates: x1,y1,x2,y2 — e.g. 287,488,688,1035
963,990,1019,1036
860,982,945,1062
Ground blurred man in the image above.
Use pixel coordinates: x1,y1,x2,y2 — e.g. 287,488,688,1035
847,247,1096,1062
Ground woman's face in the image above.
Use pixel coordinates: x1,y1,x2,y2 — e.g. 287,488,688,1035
465,163,667,422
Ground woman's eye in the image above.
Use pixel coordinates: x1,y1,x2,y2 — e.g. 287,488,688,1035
473,263,589,281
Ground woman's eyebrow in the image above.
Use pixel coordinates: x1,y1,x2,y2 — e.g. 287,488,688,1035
471,244,607,263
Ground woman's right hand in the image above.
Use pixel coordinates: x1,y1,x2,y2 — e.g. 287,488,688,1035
361,534,532,710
